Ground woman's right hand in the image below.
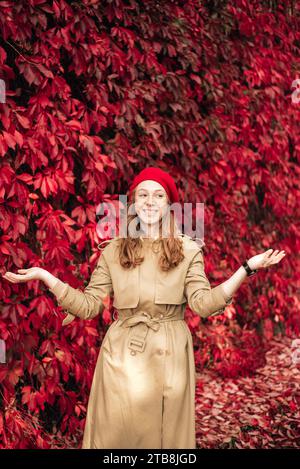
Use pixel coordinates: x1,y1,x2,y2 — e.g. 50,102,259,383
2,267,46,284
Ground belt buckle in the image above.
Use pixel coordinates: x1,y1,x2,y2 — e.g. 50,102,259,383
128,336,146,354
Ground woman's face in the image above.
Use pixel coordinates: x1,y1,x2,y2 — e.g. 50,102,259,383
134,180,169,227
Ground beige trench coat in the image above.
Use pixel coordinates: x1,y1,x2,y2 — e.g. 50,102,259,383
49,234,233,449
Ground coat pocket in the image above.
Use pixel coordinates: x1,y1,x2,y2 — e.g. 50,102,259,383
154,267,187,305
112,295,139,309
111,264,140,309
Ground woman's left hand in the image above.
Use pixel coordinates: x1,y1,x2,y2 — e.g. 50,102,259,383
247,249,286,271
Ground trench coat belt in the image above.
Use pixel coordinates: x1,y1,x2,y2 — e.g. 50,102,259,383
118,311,185,355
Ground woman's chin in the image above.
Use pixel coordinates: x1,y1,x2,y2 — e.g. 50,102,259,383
139,212,159,222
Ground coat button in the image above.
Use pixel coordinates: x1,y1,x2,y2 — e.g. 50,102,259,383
130,350,136,356
159,314,164,319
157,349,164,355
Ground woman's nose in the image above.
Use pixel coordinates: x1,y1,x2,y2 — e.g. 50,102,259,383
145,196,155,205
146,201,156,208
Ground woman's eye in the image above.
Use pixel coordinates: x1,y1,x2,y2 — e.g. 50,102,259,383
138,193,164,198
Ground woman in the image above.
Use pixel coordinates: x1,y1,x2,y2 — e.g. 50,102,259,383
2,167,286,449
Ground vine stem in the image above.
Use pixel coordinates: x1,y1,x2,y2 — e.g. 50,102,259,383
5,40,40,66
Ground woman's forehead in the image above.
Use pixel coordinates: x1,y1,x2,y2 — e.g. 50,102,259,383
136,180,166,192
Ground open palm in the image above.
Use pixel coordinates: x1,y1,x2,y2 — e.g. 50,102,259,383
248,249,286,271
2,267,44,283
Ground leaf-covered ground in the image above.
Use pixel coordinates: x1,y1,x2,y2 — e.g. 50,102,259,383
195,335,300,449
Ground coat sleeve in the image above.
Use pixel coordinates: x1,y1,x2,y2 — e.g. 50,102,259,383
49,252,113,326
184,248,233,318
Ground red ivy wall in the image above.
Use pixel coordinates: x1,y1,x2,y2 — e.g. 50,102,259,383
0,0,299,448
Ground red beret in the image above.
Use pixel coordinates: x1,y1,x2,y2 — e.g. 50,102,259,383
128,167,179,204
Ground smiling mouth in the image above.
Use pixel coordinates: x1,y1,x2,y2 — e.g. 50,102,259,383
143,210,158,214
